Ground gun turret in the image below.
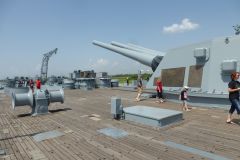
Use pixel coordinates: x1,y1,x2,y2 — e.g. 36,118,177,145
92,40,164,71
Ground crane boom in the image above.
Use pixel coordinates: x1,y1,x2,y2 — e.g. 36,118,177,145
40,48,58,83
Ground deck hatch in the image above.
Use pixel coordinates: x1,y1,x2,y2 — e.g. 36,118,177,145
98,128,128,139
0,149,6,155
32,130,64,142
123,106,183,127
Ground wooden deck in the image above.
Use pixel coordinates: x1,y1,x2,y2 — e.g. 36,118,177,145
0,88,240,160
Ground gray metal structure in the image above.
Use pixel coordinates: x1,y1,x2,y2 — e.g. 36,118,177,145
148,36,240,93
93,41,163,72
111,97,123,119
95,72,111,88
63,79,75,89
41,48,58,83
12,87,64,116
76,78,95,90
96,78,111,88
111,41,164,57
93,35,240,107
110,79,119,87
110,97,182,127
127,43,164,56
123,106,183,127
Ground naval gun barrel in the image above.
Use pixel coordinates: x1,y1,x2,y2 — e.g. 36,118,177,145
92,40,163,71
128,43,165,57
111,41,164,57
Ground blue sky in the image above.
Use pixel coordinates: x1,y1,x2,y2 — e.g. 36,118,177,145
0,0,239,79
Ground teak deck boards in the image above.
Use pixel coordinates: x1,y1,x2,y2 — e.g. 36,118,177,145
0,89,240,160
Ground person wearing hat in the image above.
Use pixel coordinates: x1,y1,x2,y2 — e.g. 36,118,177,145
179,86,190,111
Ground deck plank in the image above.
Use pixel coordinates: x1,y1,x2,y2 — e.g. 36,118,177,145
0,89,240,160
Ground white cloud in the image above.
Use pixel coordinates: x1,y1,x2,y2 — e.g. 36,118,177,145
96,58,108,66
163,18,199,33
88,58,109,70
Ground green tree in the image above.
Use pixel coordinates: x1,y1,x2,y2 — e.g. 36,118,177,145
233,25,240,35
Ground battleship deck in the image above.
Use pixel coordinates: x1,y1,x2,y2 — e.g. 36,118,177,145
0,89,240,160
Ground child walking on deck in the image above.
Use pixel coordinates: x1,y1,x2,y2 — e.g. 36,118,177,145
179,86,191,111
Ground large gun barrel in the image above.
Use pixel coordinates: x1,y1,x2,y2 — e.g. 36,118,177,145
128,43,165,57
111,41,164,57
92,40,163,71
93,40,153,66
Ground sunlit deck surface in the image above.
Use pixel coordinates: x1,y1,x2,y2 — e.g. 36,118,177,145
0,88,240,160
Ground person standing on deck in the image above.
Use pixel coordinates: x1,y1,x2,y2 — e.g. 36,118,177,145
226,72,240,124
36,78,41,90
29,79,34,93
135,77,143,101
156,79,164,103
179,86,191,111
